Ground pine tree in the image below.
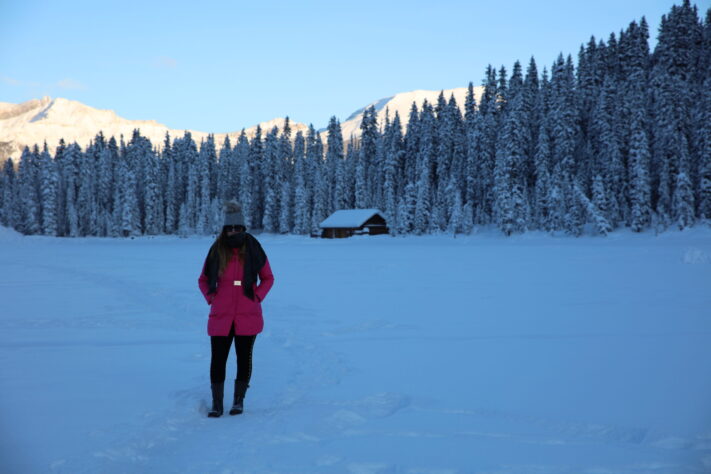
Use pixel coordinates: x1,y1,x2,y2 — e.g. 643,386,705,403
592,174,609,224
310,131,328,234
196,136,214,235
63,143,80,237
403,102,420,186
695,8,711,220
382,111,404,225
39,145,58,236
356,106,378,208
292,131,310,234
628,115,652,232
446,176,464,235
217,135,232,201
164,138,178,234
262,127,280,233
17,147,40,234
279,179,292,233
247,126,263,228
396,182,416,234
414,101,435,234
143,145,161,235
594,76,625,227
473,66,499,224
97,146,114,236
235,130,253,228
672,135,695,229
1,159,17,228
533,73,552,229
574,180,612,235
326,116,346,212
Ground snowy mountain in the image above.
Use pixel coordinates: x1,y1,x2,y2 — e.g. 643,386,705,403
0,86,485,162
332,86,484,139
0,97,309,162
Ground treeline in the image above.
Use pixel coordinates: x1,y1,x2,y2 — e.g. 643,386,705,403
1,1,710,237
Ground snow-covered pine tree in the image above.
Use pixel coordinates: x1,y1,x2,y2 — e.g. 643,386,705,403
292,131,310,234
97,145,114,236
699,74,711,220
344,136,358,209
120,154,139,237
39,144,58,236
217,135,232,202
310,130,328,235
164,136,178,234
178,201,190,237
694,7,711,221
591,174,609,225
248,126,264,229
196,135,216,234
672,134,695,229
143,143,161,235
331,119,350,212
627,114,652,232
278,119,294,231
474,66,499,224
396,182,416,235
446,175,464,236
433,91,453,231
356,106,378,208
234,130,252,229
414,100,435,234
533,68,552,229
574,179,612,235
63,143,81,237
326,116,345,213
0,159,16,228
495,61,529,235
382,111,404,226
17,147,40,235
78,141,100,236
594,75,625,227
279,179,292,233
261,127,280,233
183,132,200,234
449,95,467,197
403,102,420,186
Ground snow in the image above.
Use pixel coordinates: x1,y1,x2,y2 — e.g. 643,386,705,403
319,209,385,228
0,85,482,162
336,86,484,140
0,97,309,162
1,226,711,473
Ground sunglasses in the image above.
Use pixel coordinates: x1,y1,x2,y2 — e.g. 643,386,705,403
223,225,246,233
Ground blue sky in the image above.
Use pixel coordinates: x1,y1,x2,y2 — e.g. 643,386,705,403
1,0,707,133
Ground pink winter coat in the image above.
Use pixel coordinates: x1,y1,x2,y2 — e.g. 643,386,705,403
198,249,274,336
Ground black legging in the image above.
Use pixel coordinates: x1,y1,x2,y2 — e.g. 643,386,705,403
210,322,256,384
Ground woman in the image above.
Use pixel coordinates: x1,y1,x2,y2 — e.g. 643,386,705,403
198,201,274,417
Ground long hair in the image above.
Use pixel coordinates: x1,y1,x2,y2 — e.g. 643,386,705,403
210,229,246,277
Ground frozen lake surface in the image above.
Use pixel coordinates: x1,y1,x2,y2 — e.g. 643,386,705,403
1,226,711,473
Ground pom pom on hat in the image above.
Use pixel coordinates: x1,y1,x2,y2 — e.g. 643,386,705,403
224,200,245,227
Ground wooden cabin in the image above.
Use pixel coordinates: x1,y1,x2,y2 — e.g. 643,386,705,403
318,209,389,238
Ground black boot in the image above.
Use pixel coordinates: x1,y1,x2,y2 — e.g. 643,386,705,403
229,380,249,415
208,382,224,417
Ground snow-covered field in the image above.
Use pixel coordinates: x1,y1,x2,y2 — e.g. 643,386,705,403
1,226,711,473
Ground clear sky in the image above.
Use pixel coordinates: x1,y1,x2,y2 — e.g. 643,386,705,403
1,0,707,133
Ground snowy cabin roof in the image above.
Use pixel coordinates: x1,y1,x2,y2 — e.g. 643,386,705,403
319,209,385,229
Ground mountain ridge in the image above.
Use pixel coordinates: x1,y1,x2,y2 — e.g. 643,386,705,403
0,86,484,162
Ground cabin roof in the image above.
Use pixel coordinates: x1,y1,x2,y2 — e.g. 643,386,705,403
319,209,385,228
